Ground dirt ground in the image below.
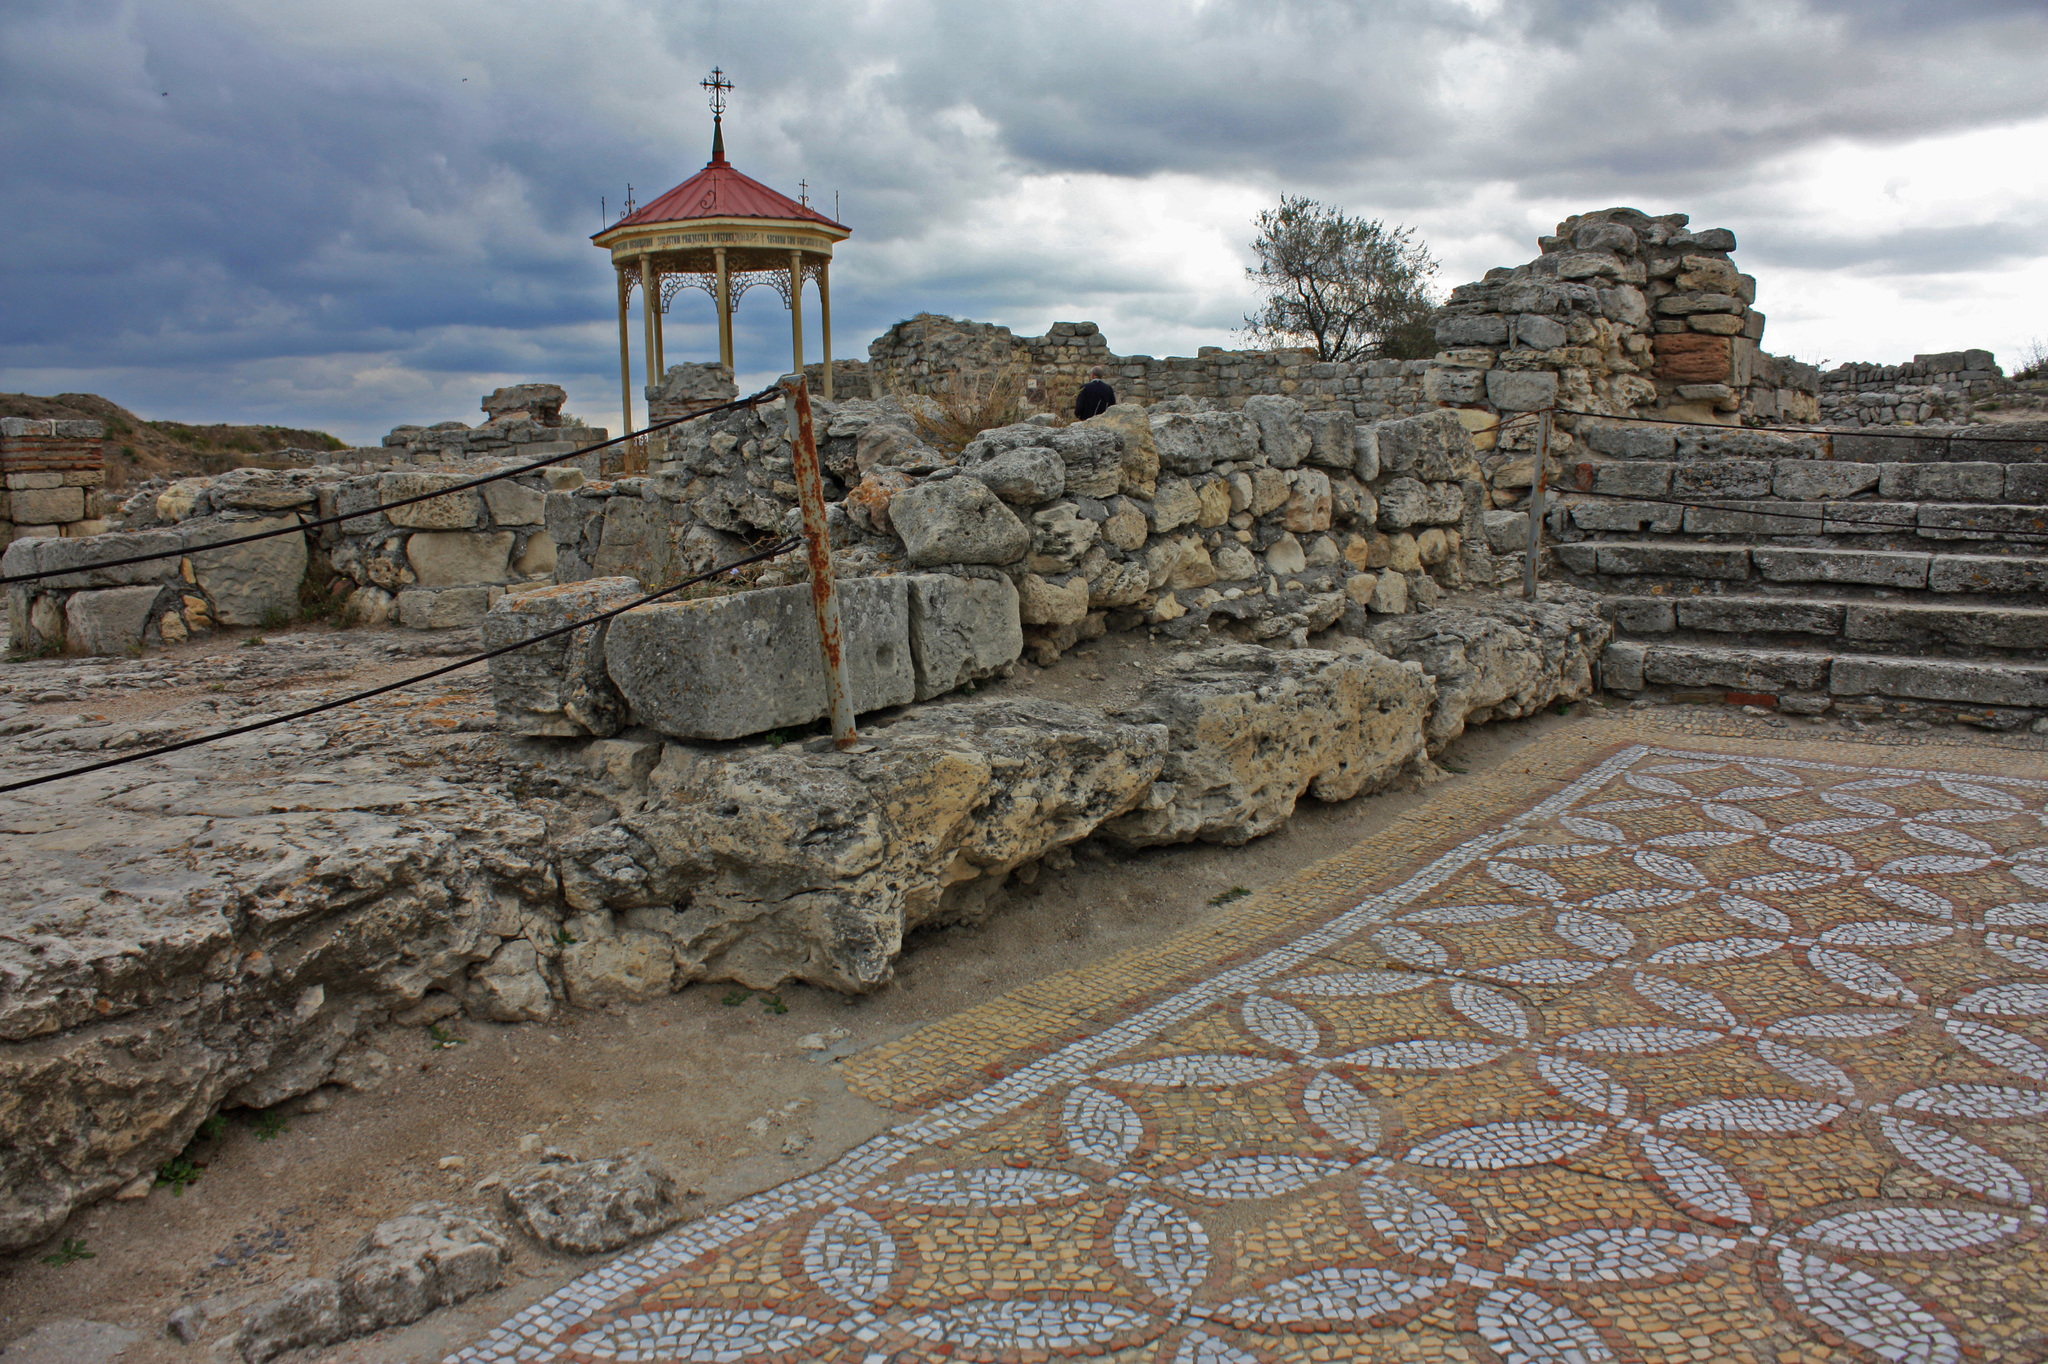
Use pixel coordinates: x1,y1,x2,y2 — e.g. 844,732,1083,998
0,620,2031,1363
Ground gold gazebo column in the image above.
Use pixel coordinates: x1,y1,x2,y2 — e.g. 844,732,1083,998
640,256,658,410
653,277,666,377
789,250,805,378
819,259,833,400
714,247,733,372
616,272,634,435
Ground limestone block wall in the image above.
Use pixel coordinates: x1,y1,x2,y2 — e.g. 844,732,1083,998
2,417,109,545
1819,350,2013,427
862,316,1433,423
547,393,1506,667
383,383,610,468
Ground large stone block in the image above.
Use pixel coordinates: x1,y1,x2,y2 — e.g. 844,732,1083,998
1485,369,1559,412
1100,646,1433,846
188,515,308,625
888,476,1030,566
1682,502,1813,535
1149,411,1255,475
1753,547,1928,588
63,585,163,655
1077,404,1159,498
484,577,645,736
481,480,546,526
1242,395,1311,468
1573,500,1683,533
1435,314,1508,346
398,586,497,629
0,529,185,588
407,531,516,587
6,486,83,524
1830,656,2048,708
2005,464,2048,505
1928,554,2048,594
1672,461,1773,499
1376,477,1430,530
906,574,1022,700
1582,423,1677,460
606,576,916,739
1774,460,1877,501
1916,504,2048,539
965,446,1064,504
382,471,485,530
1643,644,1832,692
1677,597,1844,636
1374,409,1477,480
1595,543,1751,579
1821,502,1918,536
1878,462,2003,502
1843,603,2048,651
1301,409,1357,470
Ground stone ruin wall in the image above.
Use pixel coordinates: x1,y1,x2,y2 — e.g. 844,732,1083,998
1819,349,2015,427
2,417,112,545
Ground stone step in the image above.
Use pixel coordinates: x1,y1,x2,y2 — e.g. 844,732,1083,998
1557,497,2048,539
1604,639,2048,714
1608,595,2048,651
1553,540,2048,594
1564,454,2048,505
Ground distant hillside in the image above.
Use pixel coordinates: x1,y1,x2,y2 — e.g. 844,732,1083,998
0,392,349,488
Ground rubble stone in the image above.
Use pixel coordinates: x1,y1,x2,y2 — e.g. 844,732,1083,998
502,1153,693,1254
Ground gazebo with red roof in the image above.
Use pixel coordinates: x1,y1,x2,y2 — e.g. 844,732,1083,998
592,69,850,430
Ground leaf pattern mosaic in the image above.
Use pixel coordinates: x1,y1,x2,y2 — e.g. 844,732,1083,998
453,743,2048,1363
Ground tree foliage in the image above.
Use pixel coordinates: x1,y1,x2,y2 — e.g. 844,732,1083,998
1242,196,1440,363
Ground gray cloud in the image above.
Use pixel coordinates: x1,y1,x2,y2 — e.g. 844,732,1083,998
1,0,2044,442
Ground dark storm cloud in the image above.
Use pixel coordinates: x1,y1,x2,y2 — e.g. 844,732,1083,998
0,0,2042,440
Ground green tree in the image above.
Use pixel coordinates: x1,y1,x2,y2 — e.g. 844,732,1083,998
1243,196,1440,363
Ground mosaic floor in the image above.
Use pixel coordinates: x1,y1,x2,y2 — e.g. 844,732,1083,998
453,733,2048,1364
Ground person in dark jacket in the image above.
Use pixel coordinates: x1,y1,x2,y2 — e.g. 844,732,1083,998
1073,367,1116,420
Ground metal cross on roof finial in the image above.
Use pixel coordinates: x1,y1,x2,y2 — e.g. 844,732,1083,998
798,179,809,206
701,67,731,117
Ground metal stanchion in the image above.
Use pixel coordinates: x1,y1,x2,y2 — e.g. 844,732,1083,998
1524,407,1551,601
779,374,857,750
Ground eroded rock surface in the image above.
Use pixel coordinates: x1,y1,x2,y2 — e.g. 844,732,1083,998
502,1153,695,1254
1368,586,1612,749
1101,645,1435,847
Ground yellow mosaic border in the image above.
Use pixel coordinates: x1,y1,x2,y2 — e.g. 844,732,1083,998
843,719,2048,1113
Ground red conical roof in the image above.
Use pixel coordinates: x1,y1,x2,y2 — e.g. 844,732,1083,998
604,148,846,235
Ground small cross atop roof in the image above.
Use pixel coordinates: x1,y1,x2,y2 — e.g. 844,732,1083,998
701,67,731,117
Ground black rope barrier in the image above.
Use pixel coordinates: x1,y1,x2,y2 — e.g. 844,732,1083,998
0,537,802,796
0,387,782,588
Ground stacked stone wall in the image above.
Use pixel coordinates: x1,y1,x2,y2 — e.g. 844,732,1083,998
1819,350,2012,427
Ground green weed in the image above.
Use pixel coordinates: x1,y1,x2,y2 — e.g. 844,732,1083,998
254,1110,289,1141
428,1022,466,1049
41,1238,95,1266
240,635,266,648
761,994,789,1015
553,927,578,946
156,1156,203,1196
1208,887,1252,906
198,1114,228,1141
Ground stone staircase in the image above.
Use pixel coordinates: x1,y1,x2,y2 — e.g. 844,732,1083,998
1548,419,2048,726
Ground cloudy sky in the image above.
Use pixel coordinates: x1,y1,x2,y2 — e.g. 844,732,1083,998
2,0,2044,445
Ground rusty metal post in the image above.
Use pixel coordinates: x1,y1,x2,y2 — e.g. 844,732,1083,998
1524,407,1550,601
780,374,857,749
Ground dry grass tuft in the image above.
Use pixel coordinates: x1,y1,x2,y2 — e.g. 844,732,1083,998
899,365,1029,451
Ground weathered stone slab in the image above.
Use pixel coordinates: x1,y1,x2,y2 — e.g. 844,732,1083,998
482,479,546,526
1642,644,1832,692
965,446,1064,504
1830,656,2048,707
1572,500,1684,533
2005,464,2048,505
1773,460,1877,501
1595,543,1751,579
1928,554,2048,594
1878,462,2003,502
502,1154,692,1254
382,471,485,530
1842,603,2048,651
1821,502,1918,535
1584,461,1674,496
408,530,515,586
398,586,496,629
1602,639,1648,690
0,530,185,589
62,585,162,655
1677,596,1845,636
1486,369,1558,412
1608,597,1676,633
1374,409,1476,481
1581,423,1676,460
1916,504,2048,538
1671,461,1773,499
1101,646,1433,846
607,577,915,739
906,574,1022,700
1753,547,1928,588
1682,501,1815,535
485,577,644,736
187,515,308,625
